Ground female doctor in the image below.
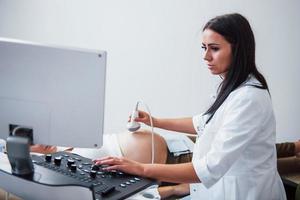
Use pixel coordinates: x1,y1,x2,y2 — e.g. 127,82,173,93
94,13,286,199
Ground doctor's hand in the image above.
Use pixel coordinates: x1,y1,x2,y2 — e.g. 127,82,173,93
128,110,156,127
93,156,145,177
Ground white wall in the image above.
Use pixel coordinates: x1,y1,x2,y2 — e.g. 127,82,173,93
0,0,299,142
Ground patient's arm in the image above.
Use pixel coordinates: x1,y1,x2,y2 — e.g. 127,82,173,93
117,130,168,164
30,144,57,154
30,145,73,154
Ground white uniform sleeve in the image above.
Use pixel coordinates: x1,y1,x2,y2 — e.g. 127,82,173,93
192,113,209,136
192,91,217,136
192,93,266,188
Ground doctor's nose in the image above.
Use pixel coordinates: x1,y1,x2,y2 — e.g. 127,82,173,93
203,50,212,61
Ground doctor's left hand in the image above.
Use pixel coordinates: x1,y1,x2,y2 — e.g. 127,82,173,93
93,156,145,177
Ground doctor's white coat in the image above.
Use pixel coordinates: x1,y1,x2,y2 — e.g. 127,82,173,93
190,77,286,200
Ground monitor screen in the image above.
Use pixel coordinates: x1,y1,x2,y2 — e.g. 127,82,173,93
0,38,106,148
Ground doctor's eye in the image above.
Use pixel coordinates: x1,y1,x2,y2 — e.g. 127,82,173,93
201,46,207,51
210,46,219,52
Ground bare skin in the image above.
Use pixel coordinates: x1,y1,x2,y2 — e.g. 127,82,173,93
158,183,190,199
30,144,57,154
117,130,168,164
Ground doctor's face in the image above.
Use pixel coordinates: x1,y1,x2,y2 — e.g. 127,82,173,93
202,29,232,77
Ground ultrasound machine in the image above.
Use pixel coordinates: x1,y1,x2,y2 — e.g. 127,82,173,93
0,38,155,200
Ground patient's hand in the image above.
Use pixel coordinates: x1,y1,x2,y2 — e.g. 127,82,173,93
158,183,190,199
173,183,190,196
30,144,57,154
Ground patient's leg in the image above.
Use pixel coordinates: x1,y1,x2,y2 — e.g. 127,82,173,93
117,130,168,164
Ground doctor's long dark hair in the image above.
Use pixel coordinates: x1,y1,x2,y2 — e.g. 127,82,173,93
204,13,269,124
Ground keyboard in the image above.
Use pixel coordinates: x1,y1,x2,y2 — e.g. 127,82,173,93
31,151,155,200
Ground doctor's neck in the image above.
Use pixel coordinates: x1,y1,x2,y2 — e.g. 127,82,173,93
219,72,227,80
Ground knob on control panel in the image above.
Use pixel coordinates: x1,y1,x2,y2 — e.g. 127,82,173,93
67,159,75,167
91,165,100,171
45,154,52,162
70,164,77,172
108,170,117,177
54,156,62,166
90,170,97,178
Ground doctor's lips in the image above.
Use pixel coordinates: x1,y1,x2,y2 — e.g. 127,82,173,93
207,64,214,69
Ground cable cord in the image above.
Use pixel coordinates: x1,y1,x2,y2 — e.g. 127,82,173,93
135,101,198,163
136,101,155,164
12,126,25,136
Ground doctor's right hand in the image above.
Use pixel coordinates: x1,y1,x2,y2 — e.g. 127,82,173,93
129,110,156,127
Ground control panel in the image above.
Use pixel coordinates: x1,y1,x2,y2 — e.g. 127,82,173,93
31,152,155,200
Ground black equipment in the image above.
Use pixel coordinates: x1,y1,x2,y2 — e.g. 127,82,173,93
30,151,155,200
6,136,34,176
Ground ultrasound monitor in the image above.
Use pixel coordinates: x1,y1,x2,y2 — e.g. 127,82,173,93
0,38,106,148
